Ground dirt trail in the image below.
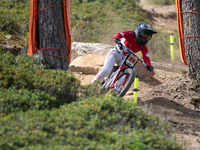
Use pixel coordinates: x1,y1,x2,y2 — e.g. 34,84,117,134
73,59,200,150
138,0,178,32
72,2,200,149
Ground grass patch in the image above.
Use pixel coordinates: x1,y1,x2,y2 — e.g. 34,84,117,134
148,31,181,63
71,0,146,44
0,0,30,40
148,0,175,5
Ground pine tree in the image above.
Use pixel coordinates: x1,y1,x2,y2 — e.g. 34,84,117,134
38,0,69,70
182,0,200,77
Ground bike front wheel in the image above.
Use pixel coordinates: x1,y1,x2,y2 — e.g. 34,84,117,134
105,68,135,97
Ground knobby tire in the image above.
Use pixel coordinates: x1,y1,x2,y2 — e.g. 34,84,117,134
105,68,135,97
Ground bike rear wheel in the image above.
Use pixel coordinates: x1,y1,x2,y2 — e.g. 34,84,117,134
105,68,135,97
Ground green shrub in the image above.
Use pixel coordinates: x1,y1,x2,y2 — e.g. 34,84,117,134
0,51,80,113
0,87,58,115
0,94,183,150
78,81,104,100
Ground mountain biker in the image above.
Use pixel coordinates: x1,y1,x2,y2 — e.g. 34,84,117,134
91,23,157,84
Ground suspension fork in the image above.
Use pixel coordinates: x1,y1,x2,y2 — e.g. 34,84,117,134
110,65,127,88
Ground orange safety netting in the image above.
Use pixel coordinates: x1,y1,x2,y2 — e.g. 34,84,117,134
175,0,187,65
28,0,71,63
176,0,200,66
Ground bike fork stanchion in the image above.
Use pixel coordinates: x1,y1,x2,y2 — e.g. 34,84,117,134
133,75,140,104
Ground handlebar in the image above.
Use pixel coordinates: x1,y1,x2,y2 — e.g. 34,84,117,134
115,39,148,67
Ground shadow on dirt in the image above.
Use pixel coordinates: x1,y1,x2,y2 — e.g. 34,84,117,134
147,97,200,117
140,97,200,134
140,77,162,86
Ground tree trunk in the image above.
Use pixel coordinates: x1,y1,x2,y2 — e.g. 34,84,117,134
182,0,200,78
38,0,68,70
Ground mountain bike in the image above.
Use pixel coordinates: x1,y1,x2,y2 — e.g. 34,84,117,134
101,39,149,97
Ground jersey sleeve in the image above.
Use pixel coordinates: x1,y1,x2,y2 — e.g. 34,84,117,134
141,46,151,66
113,31,132,41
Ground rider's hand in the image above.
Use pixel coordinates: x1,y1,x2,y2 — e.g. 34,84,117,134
115,38,123,49
115,38,120,44
146,65,154,71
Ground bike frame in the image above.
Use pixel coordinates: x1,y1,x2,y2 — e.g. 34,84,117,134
109,65,128,88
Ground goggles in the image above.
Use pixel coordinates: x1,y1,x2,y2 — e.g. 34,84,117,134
141,33,152,41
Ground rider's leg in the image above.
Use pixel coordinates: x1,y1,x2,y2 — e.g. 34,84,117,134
91,53,117,83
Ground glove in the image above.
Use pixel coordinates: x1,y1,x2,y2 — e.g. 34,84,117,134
115,38,123,49
114,38,120,44
146,65,154,71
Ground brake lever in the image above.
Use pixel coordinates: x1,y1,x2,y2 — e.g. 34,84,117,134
138,58,147,67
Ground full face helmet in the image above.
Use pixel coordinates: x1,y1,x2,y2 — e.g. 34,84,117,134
135,23,157,46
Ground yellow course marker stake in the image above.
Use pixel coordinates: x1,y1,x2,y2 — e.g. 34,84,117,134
133,75,140,104
170,33,174,62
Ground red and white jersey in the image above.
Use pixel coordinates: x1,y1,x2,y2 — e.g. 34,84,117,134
113,31,151,66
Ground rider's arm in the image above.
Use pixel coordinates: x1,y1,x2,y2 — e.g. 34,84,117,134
141,46,151,66
113,31,133,41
